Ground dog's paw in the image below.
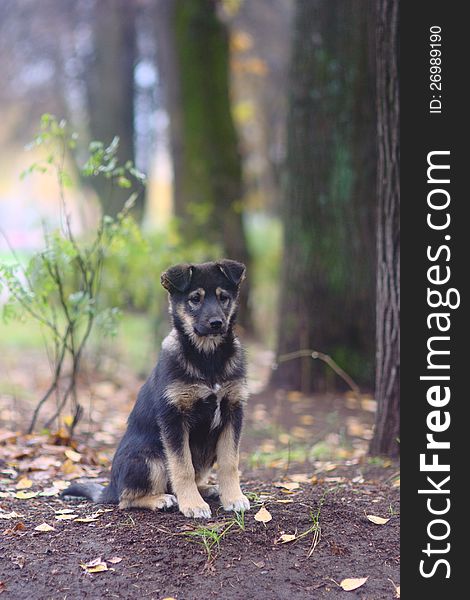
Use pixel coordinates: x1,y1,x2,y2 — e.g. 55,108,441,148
154,494,178,510
222,494,250,512
179,500,212,519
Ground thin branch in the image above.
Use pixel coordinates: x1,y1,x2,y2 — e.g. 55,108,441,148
275,349,361,397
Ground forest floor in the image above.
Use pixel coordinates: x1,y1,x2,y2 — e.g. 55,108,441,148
0,337,400,599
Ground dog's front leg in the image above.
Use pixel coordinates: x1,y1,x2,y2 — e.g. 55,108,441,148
216,408,250,512
164,425,211,519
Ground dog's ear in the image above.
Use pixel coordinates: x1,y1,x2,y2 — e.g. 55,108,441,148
217,259,246,287
161,264,193,293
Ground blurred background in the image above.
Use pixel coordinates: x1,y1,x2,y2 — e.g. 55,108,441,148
0,0,384,460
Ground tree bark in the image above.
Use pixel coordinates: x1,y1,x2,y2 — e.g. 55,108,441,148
156,0,252,328
369,0,400,457
86,0,140,219
271,0,376,393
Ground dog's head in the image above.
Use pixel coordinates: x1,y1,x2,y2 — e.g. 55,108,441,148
161,260,246,349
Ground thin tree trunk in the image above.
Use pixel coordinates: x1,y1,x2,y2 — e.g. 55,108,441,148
369,0,400,457
86,0,140,220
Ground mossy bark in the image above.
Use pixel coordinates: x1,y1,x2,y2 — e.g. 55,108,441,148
271,0,376,392
163,0,252,326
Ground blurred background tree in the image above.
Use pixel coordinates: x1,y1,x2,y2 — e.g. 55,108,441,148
271,0,376,393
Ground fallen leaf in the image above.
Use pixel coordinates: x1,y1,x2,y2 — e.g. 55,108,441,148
64,449,82,463
299,415,315,425
275,499,294,504
254,506,272,523
0,511,24,520
55,508,76,514
55,514,79,521
340,577,368,591
3,522,26,535
396,585,400,598
11,555,25,569
278,533,296,543
80,557,108,574
366,514,390,525
252,560,265,568
0,492,12,498
74,517,99,523
39,487,61,497
34,523,55,532
288,473,310,483
108,557,122,564
14,491,39,500
52,480,70,490
274,481,300,491
15,477,33,490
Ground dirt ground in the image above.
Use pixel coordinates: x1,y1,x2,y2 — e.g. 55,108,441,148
0,345,400,599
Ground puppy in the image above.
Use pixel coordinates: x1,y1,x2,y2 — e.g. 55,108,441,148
63,259,250,518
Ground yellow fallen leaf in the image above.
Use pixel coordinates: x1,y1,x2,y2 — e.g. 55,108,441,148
340,577,368,591
63,415,75,428
74,517,99,523
14,491,39,499
16,477,33,490
299,415,315,425
275,499,294,504
39,487,60,497
254,506,272,523
80,557,108,573
274,481,300,491
64,449,82,463
34,523,55,532
278,533,296,543
52,480,69,490
366,514,390,525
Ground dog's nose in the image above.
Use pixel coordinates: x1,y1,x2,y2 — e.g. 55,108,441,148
209,319,223,331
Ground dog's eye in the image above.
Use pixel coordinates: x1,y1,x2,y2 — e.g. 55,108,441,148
219,293,230,304
189,294,201,304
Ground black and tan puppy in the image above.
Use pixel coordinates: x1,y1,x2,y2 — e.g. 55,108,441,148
63,260,250,518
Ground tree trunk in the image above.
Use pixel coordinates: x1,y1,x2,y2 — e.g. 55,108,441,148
86,0,140,220
369,0,399,457
156,0,252,328
271,0,376,393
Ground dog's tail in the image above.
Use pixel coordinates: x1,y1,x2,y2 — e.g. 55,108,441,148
61,482,116,504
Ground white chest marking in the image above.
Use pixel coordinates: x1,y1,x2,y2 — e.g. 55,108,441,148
210,384,222,430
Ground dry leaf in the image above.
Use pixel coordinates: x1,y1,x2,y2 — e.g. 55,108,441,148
80,557,108,574
275,499,294,504
52,480,69,490
55,514,79,521
274,481,300,491
0,511,24,520
278,533,296,543
14,491,39,500
254,506,272,523
64,449,82,463
366,514,390,525
252,560,265,568
395,585,400,598
3,522,26,535
39,487,61,497
16,477,33,490
108,557,122,564
340,577,368,591
34,523,55,532
55,508,75,514
74,517,99,523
